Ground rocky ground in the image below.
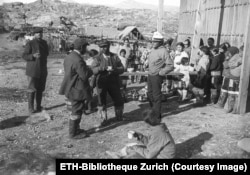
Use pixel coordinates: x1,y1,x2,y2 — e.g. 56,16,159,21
0,34,250,175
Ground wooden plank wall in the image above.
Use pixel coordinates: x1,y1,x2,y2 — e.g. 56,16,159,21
178,0,250,47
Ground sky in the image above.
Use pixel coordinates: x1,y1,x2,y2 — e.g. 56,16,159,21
0,0,180,6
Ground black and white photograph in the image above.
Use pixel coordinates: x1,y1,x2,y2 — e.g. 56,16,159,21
0,0,250,174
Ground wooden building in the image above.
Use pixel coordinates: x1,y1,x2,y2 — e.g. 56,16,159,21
178,0,249,47
178,0,250,114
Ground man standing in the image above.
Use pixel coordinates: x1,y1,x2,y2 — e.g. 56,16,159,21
91,40,124,126
22,27,49,114
147,32,174,121
59,38,93,139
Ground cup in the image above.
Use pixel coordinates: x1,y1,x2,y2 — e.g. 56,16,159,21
127,131,135,139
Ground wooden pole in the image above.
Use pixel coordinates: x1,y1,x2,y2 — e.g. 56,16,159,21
190,0,205,64
237,5,250,114
157,0,164,33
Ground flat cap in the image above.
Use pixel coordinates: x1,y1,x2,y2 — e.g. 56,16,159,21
33,27,43,33
73,38,89,50
99,40,110,47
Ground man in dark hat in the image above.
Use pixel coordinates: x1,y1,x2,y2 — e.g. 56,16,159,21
147,32,174,121
59,37,93,139
22,27,49,114
91,40,124,126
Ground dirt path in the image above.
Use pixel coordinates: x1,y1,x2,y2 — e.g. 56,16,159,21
0,44,250,174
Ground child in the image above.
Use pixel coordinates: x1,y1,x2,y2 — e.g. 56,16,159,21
174,57,194,101
119,49,128,102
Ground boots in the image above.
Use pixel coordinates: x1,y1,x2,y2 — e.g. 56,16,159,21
193,88,204,107
210,89,218,104
182,89,188,101
115,106,124,121
69,117,88,139
27,92,35,114
194,94,204,107
232,95,239,114
36,91,43,112
98,106,108,126
75,117,88,135
177,90,183,102
214,91,228,108
226,94,236,113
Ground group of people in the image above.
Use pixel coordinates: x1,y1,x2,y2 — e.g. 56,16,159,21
22,27,243,159
164,37,243,115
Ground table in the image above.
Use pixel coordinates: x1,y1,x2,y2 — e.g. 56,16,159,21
52,71,198,77
120,71,198,77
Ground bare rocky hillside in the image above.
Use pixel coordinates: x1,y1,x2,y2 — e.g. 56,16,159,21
0,0,179,36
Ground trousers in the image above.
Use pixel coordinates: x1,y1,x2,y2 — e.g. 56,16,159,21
147,74,163,118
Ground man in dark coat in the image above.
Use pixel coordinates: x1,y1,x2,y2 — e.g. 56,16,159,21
91,40,124,126
59,38,93,139
22,27,49,114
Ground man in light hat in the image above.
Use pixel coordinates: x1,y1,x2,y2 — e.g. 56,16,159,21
59,37,93,139
91,40,125,126
22,27,49,114
147,31,174,121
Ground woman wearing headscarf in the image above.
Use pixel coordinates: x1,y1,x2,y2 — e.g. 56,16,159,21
225,46,243,113
214,46,239,112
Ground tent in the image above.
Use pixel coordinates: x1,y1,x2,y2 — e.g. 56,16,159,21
118,26,145,40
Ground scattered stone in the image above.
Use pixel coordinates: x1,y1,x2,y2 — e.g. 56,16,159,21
47,171,56,175
237,138,250,153
65,144,73,148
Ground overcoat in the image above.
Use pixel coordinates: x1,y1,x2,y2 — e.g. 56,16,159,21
22,38,49,78
59,51,93,101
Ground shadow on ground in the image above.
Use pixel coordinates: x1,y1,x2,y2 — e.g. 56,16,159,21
0,87,27,102
175,132,213,158
0,116,29,130
0,150,66,175
46,103,66,111
87,96,193,135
